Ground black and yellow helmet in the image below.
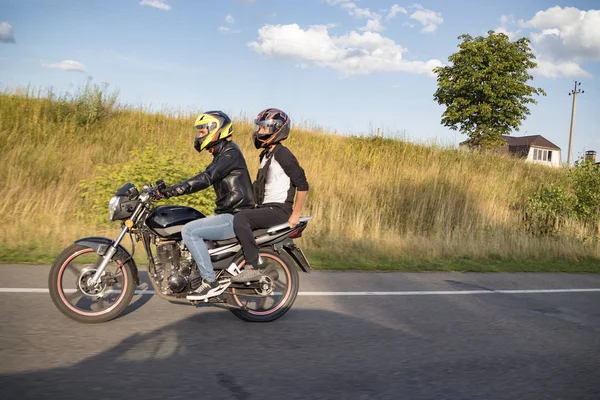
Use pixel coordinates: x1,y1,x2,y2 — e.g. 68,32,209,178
193,110,233,152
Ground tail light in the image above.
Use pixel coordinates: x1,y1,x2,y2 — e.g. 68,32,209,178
288,225,307,239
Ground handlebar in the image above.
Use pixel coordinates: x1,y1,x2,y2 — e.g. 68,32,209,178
140,179,168,202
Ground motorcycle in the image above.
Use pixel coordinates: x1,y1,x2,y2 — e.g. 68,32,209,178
48,180,313,323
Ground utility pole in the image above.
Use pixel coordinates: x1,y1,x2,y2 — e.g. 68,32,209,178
567,81,584,167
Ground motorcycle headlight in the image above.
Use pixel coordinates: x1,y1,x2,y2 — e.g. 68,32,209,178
108,196,122,221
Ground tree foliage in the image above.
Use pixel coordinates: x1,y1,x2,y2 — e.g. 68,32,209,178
433,31,546,149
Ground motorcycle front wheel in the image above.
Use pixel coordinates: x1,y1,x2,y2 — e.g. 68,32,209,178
227,247,300,322
48,243,136,323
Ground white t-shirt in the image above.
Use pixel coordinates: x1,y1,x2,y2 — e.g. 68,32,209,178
261,154,291,204
257,145,309,206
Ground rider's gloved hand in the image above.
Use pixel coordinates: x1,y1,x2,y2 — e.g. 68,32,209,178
153,188,170,200
155,184,186,200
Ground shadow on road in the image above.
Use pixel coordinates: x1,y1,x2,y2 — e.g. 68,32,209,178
0,308,428,399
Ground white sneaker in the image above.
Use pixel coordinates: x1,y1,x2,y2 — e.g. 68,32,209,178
186,279,230,301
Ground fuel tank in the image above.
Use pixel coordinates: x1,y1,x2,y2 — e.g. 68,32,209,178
146,205,206,240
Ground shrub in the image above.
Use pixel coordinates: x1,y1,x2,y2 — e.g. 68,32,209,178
522,157,600,236
570,158,600,226
522,184,574,236
47,79,119,126
78,145,216,225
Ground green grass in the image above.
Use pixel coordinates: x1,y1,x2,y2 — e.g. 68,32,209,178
306,250,600,272
0,244,59,264
2,240,598,273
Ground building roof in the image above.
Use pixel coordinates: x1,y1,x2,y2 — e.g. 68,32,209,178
459,135,561,151
501,135,560,150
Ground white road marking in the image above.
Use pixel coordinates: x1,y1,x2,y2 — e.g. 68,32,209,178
0,288,52,293
298,289,600,295
0,288,600,295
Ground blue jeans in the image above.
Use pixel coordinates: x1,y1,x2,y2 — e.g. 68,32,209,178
181,213,235,282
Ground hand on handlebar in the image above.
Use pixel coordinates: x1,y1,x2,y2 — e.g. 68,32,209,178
150,179,186,200
152,187,170,200
150,179,171,200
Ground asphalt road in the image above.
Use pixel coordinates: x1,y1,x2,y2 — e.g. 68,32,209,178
1,264,599,400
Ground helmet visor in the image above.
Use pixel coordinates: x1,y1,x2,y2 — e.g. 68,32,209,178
195,121,217,140
252,119,281,138
195,121,217,132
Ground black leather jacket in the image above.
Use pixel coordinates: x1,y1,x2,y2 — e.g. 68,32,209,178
170,140,255,214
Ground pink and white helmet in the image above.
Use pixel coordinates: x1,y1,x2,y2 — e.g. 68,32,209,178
252,108,290,149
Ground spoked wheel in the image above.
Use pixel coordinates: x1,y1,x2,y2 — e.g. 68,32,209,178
227,248,299,322
48,244,135,323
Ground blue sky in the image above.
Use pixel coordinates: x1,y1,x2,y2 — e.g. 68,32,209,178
1,0,599,163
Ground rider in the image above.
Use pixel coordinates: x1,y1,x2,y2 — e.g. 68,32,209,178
232,108,309,283
158,110,255,300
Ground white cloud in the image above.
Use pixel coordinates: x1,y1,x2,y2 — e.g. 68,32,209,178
248,24,442,76
325,0,351,5
409,5,443,33
519,6,600,78
351,6,374,19
387,5,408,20
494,15,521,40
524,7,600,61
494,27,515,39
334,1,376,20
0,21,15,43
326,0,386,32
500,15,515,26
225,15,235,24
360,16,384,32
42,60,87,73
521,6,584,29
140,0,171,11
534,59,591,78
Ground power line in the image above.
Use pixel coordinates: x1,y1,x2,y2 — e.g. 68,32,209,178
567,80,584,167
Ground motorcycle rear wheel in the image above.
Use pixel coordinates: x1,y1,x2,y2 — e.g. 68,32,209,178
227,247,299,322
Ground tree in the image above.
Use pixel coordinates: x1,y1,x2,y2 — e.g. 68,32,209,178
433,31,546,150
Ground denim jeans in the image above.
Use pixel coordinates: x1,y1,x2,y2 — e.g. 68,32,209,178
181,213,235,282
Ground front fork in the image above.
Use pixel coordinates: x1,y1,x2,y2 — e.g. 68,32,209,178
88,226,129,285
88,202,145,286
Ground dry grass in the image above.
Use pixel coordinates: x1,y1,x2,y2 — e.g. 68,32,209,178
1,87,598,269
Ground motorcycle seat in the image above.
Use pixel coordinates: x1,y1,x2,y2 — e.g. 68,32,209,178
208,217,313,247
210,228,270,247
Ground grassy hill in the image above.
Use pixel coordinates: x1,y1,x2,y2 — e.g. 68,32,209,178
1,85,598,271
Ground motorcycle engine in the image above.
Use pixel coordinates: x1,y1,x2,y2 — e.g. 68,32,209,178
155,241,198,294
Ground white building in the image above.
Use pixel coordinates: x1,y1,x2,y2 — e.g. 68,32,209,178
499,135,562,168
